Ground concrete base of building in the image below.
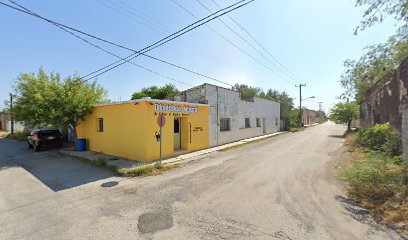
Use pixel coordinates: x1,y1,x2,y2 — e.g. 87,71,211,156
59,131,287,170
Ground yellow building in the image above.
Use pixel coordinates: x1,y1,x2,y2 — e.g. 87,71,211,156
77,98,209,162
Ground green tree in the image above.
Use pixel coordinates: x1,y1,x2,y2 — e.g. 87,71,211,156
131,84,179,100
340,34,408,103
13,68,107,141
355,0,408,34
232,84,263,101
264,89,294,130
329,102,360,131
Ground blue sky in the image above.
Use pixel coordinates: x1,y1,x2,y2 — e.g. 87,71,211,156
0,0,399,112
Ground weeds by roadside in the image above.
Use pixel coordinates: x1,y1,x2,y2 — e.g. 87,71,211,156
339,125,408,233
4,131,27,141
93,157,108,167
289,127,304,132
117,163,180,177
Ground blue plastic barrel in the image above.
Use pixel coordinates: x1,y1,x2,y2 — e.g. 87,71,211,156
77,139,87,152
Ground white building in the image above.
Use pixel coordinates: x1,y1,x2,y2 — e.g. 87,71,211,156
174,83,280,147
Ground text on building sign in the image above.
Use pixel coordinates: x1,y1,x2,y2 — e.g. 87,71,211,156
154,104,198,113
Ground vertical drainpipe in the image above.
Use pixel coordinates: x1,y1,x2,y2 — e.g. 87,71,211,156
216,86,219,146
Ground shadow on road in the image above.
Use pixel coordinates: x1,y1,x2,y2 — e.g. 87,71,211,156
0,138,116,192
328,134,345,139
335,195,402,238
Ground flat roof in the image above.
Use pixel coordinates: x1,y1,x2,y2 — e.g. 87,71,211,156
95,98,210,107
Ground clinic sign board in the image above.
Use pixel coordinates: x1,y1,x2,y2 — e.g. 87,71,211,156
154,103,198,113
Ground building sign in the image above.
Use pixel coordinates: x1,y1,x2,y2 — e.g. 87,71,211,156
154,104,198,113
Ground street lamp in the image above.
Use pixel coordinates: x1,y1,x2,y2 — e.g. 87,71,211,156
302,96,315,102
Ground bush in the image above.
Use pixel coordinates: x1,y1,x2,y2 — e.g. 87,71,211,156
341,155,407,203
359,123,400,156
93,157,108,167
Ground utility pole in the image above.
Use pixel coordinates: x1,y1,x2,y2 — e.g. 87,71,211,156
318,102,323,112
9,93,14,134
295,84,306,127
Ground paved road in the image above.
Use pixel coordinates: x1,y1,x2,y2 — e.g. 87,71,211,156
0,123,403,239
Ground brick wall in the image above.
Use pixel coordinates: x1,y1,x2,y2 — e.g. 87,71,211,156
360,58,408,159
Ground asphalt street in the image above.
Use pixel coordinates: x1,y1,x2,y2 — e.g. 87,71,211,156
0,123,403,239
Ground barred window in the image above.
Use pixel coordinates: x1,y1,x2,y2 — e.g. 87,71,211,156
256,118,261,127
245,118,250,128
220,118,231,132
98,118,104,132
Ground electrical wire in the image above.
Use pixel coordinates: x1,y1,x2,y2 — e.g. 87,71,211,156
209,0,302,82
81,0,255,81
3,0,239,87
195,0,294,83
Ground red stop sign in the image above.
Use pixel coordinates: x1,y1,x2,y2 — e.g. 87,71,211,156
157,115,166,127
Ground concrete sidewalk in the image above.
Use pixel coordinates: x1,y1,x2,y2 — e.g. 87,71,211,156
59,131,286,169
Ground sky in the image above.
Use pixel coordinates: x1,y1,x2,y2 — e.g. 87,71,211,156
0,0,399,112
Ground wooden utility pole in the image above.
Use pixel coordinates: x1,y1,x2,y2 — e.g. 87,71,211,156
295,84,306,127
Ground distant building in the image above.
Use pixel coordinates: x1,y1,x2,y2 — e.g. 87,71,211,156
302,109,317,126
0,111,10,131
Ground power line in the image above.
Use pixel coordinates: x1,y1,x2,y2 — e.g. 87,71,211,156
3,0,238,87
81,0,255,81
171,0,292,84
97,0,253,82
208,0,302,82
194,0,294,83
6,0,194,87
168,0,257,81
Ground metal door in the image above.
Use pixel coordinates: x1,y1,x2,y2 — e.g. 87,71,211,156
174,118,181,150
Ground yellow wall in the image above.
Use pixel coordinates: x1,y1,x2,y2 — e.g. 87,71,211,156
77,101,209,162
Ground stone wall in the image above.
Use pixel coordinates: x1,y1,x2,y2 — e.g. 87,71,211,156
402,110,408,161
360,58,408,159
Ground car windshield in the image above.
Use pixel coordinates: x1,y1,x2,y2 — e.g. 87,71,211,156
38,130,60,137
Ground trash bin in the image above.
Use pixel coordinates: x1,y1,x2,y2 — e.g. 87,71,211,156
77,139,87,152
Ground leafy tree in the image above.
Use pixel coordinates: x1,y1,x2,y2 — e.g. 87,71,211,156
232,83,295,129
13,68,107,141
131,84,179,100
232,84,263,101
329,102,360,131
264,89,294,130
354,0,408,34
340,33,408,103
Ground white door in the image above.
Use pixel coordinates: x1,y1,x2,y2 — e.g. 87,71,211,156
174,118,181,150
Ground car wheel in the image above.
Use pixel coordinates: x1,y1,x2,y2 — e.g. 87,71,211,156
33,143,39,152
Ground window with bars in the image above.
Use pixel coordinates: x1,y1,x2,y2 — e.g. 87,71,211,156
245,118,250,128
220,118,231,132
98,118,104,132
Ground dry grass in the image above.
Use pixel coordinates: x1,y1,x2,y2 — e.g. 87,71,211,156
340,131,408,233
117,163,180,177
289,127,304,132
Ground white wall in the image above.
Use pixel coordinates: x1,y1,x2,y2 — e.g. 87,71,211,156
177,84,280,147
6,121,25,132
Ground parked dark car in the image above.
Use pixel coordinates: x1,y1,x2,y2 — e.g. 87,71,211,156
27,129,63,151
